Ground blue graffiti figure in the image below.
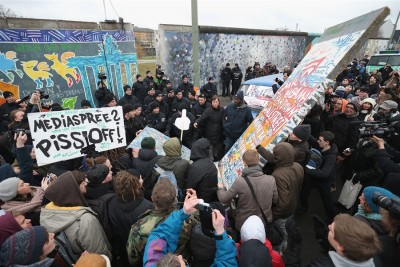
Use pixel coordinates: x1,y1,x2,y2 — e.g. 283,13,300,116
0,51,24,83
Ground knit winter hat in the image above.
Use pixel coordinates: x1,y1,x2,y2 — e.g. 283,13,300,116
0,177,20,202
292,124,311,141
155,90,163,96
363,186,398,214
2,91,13,99
234,91,244,101
0,212,23,247
81,99,92,108
347,101,360,113
104,94,115,104
0,226,46,266
86,164,109,185
74,253,110,267
123,104,135,114
141,137,156,150
360,98,376,107
150,102,160,111
123,84,131,92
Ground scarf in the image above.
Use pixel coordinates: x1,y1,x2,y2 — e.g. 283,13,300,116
354,204,381,221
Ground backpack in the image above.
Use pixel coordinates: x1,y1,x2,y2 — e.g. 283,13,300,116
305,148,323,169
53,231,81,267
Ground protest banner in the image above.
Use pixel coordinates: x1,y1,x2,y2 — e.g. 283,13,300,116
127,126,191,160
28,106,126,166
220,7,389,188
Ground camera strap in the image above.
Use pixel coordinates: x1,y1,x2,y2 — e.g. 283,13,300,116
242,175,269,224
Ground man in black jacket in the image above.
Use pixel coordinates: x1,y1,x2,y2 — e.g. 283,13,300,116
144,90,170,118
143,70,156,89
94,81,114,108
299,131,337,221
177,75,194,98
200,77,218,102
220,63,232,97
231,63,243,96
118,85,139,106
133,74,148,104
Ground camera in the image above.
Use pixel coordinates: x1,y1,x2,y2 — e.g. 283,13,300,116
35,90,49,100
14,128,31,135
372,192,400,220
98,72,107,80
195,199,212,213
359,121,394,139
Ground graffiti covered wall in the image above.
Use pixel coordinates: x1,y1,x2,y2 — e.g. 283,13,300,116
158,27,310,90
0,28,137,109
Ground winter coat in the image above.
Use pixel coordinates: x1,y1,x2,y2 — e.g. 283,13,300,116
166,110,195,147
325,112,361,152
222,102,253,140
257,143,304,219
191,102,209,119
107,195,153,257
221,67,232,82
143,209,238,267
156,138,190,189
186,139,218,202
196,107,224,145
132,81,148,104
200,83,217,100
118,94,139,106
178,82,194,98
288,139,310,166
132,148,162,198
217,165,278,230
307,251,377,267
1,187,43,215
144,100,170,118
305,143,338,182
171,97,191,114
231,67,243,85
40,203,111,258
144,76,156,89
143,95,156,110
145,112,167,133
94,88,114,108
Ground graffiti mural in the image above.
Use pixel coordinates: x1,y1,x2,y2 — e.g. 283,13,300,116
158,30,308,91
0,29,137,109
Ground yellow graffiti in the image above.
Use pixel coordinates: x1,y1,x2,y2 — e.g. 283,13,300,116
44,52,80,87
21,60,52,80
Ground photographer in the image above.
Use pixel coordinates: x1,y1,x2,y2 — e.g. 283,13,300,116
95,78,114,108
369,135,400,176
143,188,237,267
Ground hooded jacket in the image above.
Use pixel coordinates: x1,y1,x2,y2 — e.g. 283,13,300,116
186,138,218,202
270,143,304,219
132,148,162,199
217,165,278,230
305,143,338,181
40,172,111,258
156,138,190,189
307,251,376,267
325,112,361,152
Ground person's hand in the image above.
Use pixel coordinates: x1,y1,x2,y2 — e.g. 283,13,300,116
193,122,198,128
15,131,27,148
217,182,224,188
212,209,225,235
13,167,20,175
369,135,385,149
41,177,50,191
183,189,199,215
132,148,139,158
135,130,143,136
29,92,40,105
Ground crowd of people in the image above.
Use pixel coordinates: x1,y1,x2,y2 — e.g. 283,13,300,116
0,55,399,267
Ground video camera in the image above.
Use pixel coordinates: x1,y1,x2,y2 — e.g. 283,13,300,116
195,199,212,213
98,72,107,80
359,121,395,139
373,192,400,220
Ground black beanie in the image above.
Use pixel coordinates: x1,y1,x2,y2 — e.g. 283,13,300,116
150,102,160,111
104,94,115,104
86,164,109,185
123,104,135,114
81,99,92,108
293,124,311,141
123,85,131,92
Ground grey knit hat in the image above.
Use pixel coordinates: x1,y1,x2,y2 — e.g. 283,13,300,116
0,178,20,202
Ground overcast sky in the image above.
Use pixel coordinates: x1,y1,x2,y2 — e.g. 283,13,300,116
1,0,400,33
